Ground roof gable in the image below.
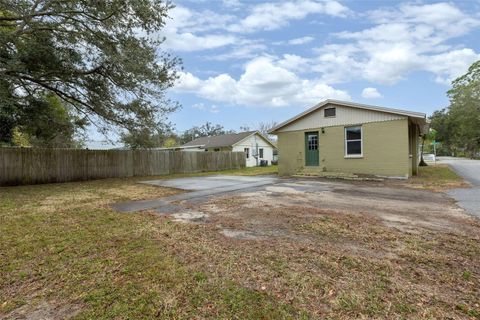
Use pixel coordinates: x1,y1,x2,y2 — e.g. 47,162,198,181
270,99,427,133
182,131,276,149
232,131,277,149
182,131,255,148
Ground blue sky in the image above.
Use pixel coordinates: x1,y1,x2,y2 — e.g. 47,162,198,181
88,0,480,147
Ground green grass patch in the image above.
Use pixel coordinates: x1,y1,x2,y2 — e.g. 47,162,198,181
128,165,278,181
0,175,297,319
220,165,278,176
410,164,467,189
462,270,472,281
418,165,463,181
177,164,278,177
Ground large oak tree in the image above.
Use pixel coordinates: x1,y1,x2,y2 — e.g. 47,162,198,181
0,0,180,146
430,60,480,157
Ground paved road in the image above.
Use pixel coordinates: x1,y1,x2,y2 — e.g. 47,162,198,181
438,157,480,218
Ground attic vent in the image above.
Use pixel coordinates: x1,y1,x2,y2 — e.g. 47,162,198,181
324,107,336,117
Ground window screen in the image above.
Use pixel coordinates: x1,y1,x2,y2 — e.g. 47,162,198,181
324,107,336,117
259,148,264,158
345,126,362,156
244,148,249,158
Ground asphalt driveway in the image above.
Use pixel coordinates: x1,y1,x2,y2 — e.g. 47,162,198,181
141,175,279,191
439,157,480,218
112,175,280,213
111,173,473,231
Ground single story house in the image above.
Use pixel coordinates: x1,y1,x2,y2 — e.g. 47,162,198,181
269,99,428,178
182,131,276,167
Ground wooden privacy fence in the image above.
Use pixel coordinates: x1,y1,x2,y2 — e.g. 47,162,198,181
0,148,246,186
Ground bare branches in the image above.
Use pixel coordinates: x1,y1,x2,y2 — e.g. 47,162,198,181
0,9,115,22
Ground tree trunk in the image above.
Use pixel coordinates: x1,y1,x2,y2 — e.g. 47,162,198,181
419,135,427,166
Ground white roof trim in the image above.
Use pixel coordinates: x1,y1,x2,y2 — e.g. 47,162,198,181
269,99,427,133
232,131,277,149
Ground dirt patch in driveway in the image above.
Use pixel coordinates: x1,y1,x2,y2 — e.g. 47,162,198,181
162,179,480,319
5,300,82,320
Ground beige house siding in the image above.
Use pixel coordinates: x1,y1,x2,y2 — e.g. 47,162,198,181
277,104,406,133
278,119,410,177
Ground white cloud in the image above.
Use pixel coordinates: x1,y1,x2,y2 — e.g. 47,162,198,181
161,6,237,51
368,3,479,39
168,6,235,33
192,103,220,114
163,1,479,85
160,2,345,52
207,39,267,61
175,72,202,91
311,2,480,85
163,32,237,52
276,54,312,73
274,36,315,46
423,49,480,84
361,87,382,99
288,36,315,45
175,56,350,107
228,0,350,33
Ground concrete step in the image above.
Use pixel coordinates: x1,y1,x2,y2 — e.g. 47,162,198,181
294,169,384,181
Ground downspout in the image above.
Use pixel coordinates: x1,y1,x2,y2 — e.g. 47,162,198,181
255,134,259,166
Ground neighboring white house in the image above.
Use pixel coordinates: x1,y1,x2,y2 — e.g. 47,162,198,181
182,131,276,167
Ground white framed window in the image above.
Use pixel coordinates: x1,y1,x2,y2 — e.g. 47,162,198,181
259,148,264,158
345,126,362,157
244,147,249,159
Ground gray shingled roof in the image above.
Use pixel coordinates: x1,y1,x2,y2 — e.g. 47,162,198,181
182,131,256,148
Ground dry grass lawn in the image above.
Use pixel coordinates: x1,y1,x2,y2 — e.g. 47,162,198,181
1,166,479,319
408,164,470,190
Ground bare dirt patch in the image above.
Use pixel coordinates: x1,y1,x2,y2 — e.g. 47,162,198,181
172,210,209,223
167,179,480,318
5,300,82,320
221,229,263,240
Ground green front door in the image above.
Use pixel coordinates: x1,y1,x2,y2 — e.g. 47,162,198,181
305,132,319,166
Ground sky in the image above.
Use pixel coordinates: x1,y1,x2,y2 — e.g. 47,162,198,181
87,0,480,148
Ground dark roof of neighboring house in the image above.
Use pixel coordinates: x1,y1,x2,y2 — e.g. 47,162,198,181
182,131,257,148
